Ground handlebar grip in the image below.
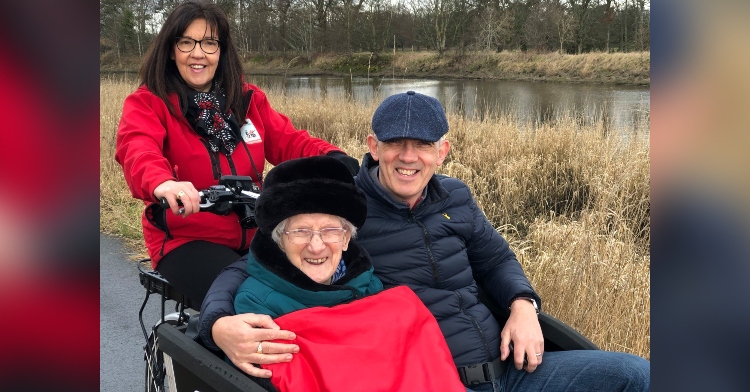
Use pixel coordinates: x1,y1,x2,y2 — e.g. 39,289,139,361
160,193,210,215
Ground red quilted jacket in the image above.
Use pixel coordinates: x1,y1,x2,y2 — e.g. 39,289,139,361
262,286,464,392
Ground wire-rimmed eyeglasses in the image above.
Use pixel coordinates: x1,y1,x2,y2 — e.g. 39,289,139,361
284,228,347,245
175,36,220,54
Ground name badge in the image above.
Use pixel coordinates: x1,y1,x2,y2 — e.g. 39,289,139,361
241,119,262,144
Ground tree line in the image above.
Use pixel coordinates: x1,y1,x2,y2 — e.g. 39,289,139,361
100,0,649,59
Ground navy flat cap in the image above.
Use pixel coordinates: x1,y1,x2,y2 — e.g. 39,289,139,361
371,91,449,142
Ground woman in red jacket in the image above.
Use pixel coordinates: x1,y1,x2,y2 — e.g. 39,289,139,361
115,0,357,306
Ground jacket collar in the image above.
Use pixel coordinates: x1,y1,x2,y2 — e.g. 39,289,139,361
249,230,374,292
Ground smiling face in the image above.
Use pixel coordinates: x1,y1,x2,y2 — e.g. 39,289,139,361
367,135,450,207
171,18,220,92
280,213,351,285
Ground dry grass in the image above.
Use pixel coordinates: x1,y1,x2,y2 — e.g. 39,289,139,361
100,78,650,359
100,76,151,257
471,50,651,84
330,50,650,85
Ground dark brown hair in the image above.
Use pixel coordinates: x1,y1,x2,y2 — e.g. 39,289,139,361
139,0,245,120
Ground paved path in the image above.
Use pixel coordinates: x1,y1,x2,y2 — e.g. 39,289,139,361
100,233,175,391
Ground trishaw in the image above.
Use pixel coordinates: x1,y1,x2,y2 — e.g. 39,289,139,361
138,176,598,391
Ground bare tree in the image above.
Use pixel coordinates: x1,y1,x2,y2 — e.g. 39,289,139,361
134,0,145,55
447,0,472,53
550,0,576,53
412,0,457,56
248,0,276,53
360,0,394,52
567,0,598,54
336,0,367,53
601,0,615,52
475,6,512,52
634,0,648,51
101,0,125,58
311,0,339,49
615,0,648,52
100,0,649,60
525,0,562,52
286,3,316,57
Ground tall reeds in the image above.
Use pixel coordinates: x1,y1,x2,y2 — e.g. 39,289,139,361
100,78,650,359
100,77,149,252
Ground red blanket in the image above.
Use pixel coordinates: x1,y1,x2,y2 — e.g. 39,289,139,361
263,286,464,391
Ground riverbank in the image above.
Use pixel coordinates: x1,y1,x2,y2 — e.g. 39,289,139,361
100,50,650,86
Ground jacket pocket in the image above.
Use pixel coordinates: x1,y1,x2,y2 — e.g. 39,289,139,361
145,202,172,256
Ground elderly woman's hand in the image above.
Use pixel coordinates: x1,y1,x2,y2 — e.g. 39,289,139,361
153,180,200,217
212,313,299,378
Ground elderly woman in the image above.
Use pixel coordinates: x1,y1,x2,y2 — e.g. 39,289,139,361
233,155,382,317
115,0,358,308
230,156,465,392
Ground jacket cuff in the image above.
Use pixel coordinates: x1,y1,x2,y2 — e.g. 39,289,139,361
508,292,542,312
198,310,232,351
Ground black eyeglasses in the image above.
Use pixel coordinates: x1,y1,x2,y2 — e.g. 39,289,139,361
175,36,220,54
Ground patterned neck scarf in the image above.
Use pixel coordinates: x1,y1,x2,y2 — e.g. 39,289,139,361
185,84,240,154
331,259,347,284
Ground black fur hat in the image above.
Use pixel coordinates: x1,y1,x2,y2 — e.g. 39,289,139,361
255,156,367,235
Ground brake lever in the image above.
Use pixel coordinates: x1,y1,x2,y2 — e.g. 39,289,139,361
241,189,261,199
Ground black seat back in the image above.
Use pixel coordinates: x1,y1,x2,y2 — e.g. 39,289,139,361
475,280,598,351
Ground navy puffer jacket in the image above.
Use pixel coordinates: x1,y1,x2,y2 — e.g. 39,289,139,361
199,153,541,366
355,153,540,366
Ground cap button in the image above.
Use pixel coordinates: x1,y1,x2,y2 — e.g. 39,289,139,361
406,91,415,95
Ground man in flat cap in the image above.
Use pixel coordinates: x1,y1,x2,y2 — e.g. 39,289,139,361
200,91,650,392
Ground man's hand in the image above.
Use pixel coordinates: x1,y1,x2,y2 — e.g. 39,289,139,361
212,313,299,378
499,299,544,372
326,151,360,176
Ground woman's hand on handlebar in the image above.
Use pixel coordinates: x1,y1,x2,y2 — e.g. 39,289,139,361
154,180,200,217
213,313,299,378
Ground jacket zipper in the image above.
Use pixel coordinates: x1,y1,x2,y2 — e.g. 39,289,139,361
240,141,264,189
226,154,237,175
198,139,222,180
457,291,493,362
199,138,249,250
181,100,253,252
409,200,491,360
410,211,440,287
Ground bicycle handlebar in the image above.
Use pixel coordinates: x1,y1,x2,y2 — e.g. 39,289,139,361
159,186,260,211
158,176,260,229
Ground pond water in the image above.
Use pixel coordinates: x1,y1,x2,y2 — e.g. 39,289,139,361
246,75,650,136
106,72,649,136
